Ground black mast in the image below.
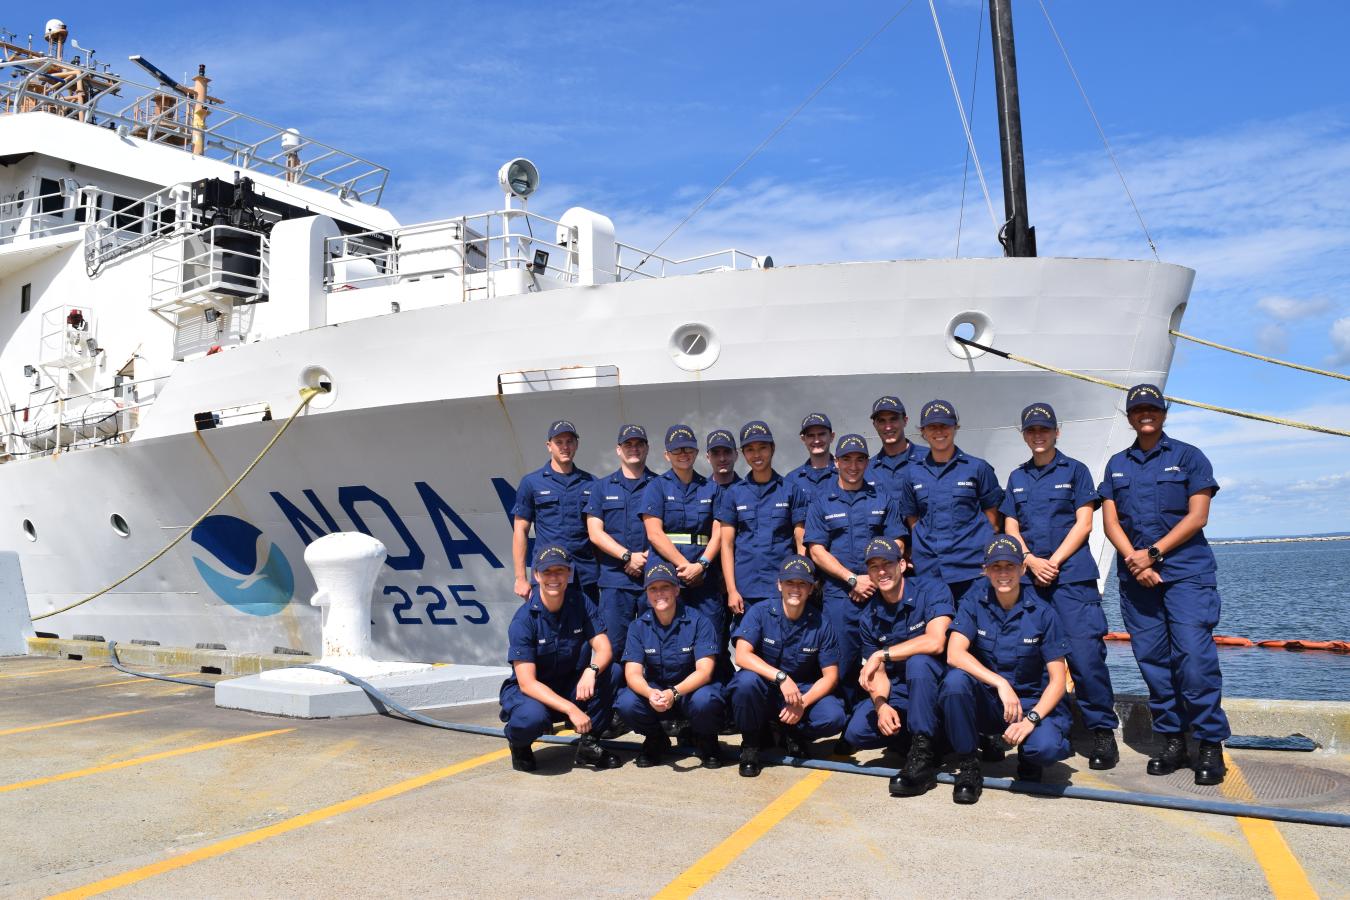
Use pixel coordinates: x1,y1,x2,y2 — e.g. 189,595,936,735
988,0,1036,257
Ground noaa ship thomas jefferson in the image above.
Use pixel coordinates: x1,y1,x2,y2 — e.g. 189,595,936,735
0,18,1193,664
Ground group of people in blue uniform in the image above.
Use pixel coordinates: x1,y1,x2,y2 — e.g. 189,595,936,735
500,383,1230,802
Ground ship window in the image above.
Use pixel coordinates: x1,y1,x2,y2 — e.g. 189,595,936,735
22,519,36,542
110,514,130,537
20,283,31,314
111,196,143,232
39,178,63,215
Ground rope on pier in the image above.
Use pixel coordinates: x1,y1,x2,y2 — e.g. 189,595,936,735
31,387,324,622
1170,330,1350,382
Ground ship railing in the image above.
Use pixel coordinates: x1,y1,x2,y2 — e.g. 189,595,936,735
83,184,197,276
323,209,579,296
0,374,172,460
614,243,762,280
0,56,389,203
149,225,270,320
0,184,150,248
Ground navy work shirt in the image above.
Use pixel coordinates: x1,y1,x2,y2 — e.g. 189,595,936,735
804,482,905,605
952,581,1070,697
786,458,836,500
621,604,719,688
1098,433,1220,582
858,577,956,677
999,450,1100,584
865,441,928,497
715,471,810,598
583,467,656,590
504,587,603,687
733,599,840,683
641,469,719,563
896,448,1003,585
512,463,597,584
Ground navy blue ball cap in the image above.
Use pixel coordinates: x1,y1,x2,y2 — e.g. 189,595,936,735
799,412,833,433
864,537,901,563
778,554,817,582
919,399,958,427
547,419,579,440
871,395,906,418
665,423,699,451
533,543,573,570
1125,383,1167,412
617,423,648,444
835,433,869,457
644,560,680,588
984,536,1024,566
705,428,736,451
1020,403,1057,431
739,420,774,447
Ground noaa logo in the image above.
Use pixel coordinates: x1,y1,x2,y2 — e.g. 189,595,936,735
189,515,294,616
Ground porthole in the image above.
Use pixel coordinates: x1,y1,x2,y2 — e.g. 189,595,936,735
110,513,130,537
946,310,995,359
298,365,337,409
22,519,36,542
669,323,720,372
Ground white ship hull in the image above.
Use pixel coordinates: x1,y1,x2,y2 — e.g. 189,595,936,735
6,257,1193,664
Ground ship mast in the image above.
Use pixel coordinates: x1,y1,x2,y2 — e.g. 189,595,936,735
988,0,1036,257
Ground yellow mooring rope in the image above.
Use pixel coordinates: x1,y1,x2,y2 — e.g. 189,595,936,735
954,337,1350,439
1170,330,1350,383
31,387,324,623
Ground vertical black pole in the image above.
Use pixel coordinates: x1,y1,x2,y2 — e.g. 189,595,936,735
988,0,1036,256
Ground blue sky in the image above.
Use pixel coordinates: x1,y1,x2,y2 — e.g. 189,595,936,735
46,1,1350,536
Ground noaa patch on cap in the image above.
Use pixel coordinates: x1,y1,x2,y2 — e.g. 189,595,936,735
705,428,736,451
870,395,906,418
984,536,1023,565
835,433,869,457
665,423,699,451
1020,403,1057,431
739,420,774,447
864,537,900,563
1125,383,1166,412
617,423,648,444
779,554,816,581
919,400,958,427
548,419,579,440
533,543,573,569
644,560,680,588
799,412,832,433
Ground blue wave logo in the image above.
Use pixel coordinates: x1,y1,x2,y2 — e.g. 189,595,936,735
190,515,294,616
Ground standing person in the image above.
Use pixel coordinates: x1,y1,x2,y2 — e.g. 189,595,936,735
615,560,727,768
511,419,597,604
845,538,954,797
584,423,657,710
805,433,906,706
940,538,1073,804
1001,403,1120,770
865,395,927,498
787,412,836,500
896,400,1003,604
717,421,810,620
729,555,848,775
642,424,725,675
705,428,741,490
499,544,621,773
1099,384,1230,785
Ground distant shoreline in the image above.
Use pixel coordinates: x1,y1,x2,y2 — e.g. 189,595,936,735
1210,535,1350,546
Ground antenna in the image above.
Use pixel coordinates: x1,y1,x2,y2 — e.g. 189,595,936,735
128,54,185,92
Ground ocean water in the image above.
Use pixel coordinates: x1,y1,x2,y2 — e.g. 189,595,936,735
1100,540,1350,702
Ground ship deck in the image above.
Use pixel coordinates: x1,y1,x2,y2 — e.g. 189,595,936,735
3,655,1347,898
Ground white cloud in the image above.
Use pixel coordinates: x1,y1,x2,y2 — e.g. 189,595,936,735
1256,322,1287,354
1257,295,1332,321
1329,317,1350,367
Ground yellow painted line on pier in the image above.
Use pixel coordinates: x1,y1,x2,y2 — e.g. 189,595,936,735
0,675,212,703
0,708,152,738
46,745,511,899
0,728,292,795
653,769,834,899
0,665,101,680
1222,752,1318,900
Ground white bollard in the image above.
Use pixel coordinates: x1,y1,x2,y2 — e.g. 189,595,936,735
0,552,35,656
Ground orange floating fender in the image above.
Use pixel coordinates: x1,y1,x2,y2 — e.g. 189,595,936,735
1103,632,1131,642
1212,634,1253,647
1256,639,1350,653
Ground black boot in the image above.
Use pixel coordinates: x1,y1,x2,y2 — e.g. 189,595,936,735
1089,729,1120,771
952,754,982,805
779,728,807,760
890,734,937,797
599,712,630,741
1147,735,1189,776
739,744,762,778
1194,740,1227,786
575,734,622,769
635,733,670,768
979,733,1006,763
1015,749,1043,783
696,734,723,769
510,744,537,773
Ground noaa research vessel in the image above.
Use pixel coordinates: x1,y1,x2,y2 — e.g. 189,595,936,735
1,18,1193,664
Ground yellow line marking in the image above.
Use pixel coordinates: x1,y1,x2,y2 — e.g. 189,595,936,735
0,676,212,703
0,728,293,794
654,769,833,899
1221,752,1318,900
0,665,101,679
0,709,152,737
46,746,511,899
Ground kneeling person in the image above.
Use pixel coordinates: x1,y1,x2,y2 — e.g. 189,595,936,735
940,537,1073,804
844,538,954,797
616,561,727,768
729,555,848,777
499,544,621,773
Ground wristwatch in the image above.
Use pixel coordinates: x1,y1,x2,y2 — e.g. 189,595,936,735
1147,545,1164,563
883,646,893,664
697,556,711,570
774,670,788,685
587,663,600,676
1025,710,1042,727
621,550,632,565
847,575,859,589
670,687,682,702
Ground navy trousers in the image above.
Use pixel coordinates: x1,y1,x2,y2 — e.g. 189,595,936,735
616,683,727,738
843,654,944,749
598,586,645,696
728,670,847,741
499,672,614,746
938,668,1071,765
1034,581,1118,731
822,596,865,705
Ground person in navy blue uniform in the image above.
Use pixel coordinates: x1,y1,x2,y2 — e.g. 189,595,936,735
786,412,836,500
844,537,954,797
584,424,656,707
940,537,1073,804
729,555,848,776
642,424,725,669
616,560,727,768
1100,383,1230,785
804,433,905,705
1001,402,1120,770
717,421,809,618
499,544,621,772
865,395,927,499
896,400,1003,604
705,428,741,491
511,419,597,603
